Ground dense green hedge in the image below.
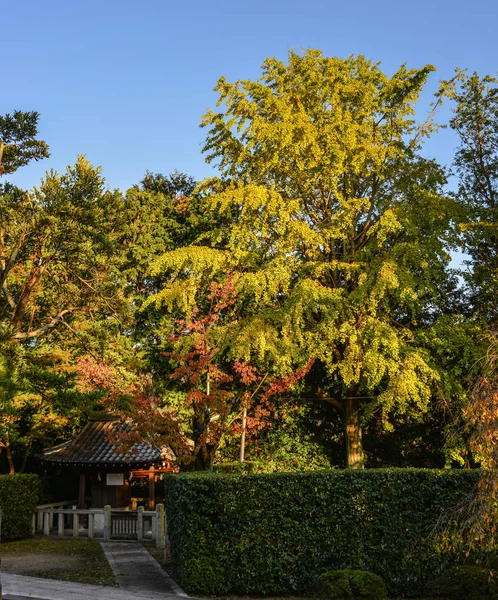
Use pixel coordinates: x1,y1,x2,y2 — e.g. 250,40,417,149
164,469,481,596
427,565,498,600
0,474,41,540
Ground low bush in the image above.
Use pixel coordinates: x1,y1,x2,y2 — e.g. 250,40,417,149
314,569,387,600
0,474,41,540
164,469,480,596
427,565,498,600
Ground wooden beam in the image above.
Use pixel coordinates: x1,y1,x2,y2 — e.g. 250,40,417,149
131,465,176,478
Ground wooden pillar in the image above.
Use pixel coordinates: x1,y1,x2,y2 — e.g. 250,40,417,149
78,472,86,509
124,477,131,507
148,467,155,510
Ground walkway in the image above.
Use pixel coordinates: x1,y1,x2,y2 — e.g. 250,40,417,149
2,572,196,600
101,542,187,598
2,541,194,600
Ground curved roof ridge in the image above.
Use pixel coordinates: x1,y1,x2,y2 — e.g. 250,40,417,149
42,416,175,466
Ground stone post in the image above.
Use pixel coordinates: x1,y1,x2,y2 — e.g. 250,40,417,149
43,511,50,536
103,505,111,542
72,512,79,538
37,509,43,532
88,512,94,539
58,511,64,537
156,503,165,549
137,506,144,542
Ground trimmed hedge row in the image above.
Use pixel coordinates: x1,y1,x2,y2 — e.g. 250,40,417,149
0,474,41,540
164,469,481,596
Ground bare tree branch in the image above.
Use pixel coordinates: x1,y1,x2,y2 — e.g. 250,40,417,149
13,308,76,340
1,280,16,309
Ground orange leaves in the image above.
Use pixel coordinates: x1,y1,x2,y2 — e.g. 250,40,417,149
233,360,259,386
75,356,126,396
260,359,314,403
443,332,498,557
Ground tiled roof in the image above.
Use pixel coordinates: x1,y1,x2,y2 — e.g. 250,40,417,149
42,414,175,467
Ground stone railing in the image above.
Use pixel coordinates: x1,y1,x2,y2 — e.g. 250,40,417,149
33,503,166,548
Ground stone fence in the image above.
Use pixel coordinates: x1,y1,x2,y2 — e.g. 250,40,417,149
33,502,167,548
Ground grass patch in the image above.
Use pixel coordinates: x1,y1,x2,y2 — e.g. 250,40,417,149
2,537,98,555
1,537,118,587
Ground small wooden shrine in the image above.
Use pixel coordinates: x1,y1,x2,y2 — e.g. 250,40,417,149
42,413,177,509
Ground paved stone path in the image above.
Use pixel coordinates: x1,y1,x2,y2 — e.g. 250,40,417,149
2,572,195,600
2,541,193,600
101,542,187,598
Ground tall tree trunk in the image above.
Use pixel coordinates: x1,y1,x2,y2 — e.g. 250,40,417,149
5,436,16,474
19,441,32,474
190,404,214,471
189,442,218,471
239,406,247,463
345,395,364,469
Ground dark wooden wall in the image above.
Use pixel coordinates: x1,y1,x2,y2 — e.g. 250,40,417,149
87,472,131,508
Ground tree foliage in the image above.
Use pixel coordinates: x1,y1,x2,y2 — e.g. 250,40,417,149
1,57,495,480
448,71,498,322
0,110,49,176
0,156,127,343
0,111,132,471
435,72,498,557
196,49,458,467
128,272,311,470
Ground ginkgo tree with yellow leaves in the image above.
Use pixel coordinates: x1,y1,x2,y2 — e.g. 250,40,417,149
150,50,459,469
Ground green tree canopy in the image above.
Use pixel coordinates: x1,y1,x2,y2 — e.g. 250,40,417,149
0,110,49,176
155,49,460,468
0,156,127,343
448,71,498,323
0,120,131,470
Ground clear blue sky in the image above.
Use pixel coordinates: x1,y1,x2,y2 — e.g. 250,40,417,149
5,0,498,192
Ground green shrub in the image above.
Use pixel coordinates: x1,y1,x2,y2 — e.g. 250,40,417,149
427,565,498,600
315,569,388,600
0,474,41,540
164,469,480,596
